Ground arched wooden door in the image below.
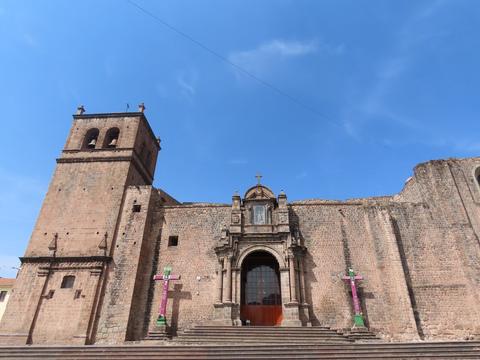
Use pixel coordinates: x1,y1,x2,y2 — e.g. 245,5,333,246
240,251,282,326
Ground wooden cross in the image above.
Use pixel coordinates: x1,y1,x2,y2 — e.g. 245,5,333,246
342,268,365,327
153,266,181,326
255,173,262,185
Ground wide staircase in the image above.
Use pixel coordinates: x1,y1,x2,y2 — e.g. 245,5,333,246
175,325,378,344
0,342,479,359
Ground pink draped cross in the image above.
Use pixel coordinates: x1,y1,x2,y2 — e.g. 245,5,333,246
153,266,181,326
342,268,365,327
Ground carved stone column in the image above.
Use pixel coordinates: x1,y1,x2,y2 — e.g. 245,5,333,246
297,256,311,326
298,258,307,304
282,254,302,326
288,255,298,303
211,255,237,326
215,258,224,304
225,255,232,303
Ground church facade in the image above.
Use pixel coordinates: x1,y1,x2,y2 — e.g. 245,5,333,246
1,108,479,345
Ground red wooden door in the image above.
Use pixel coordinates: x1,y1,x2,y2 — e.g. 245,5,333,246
241,252,282,326
240,305,283,326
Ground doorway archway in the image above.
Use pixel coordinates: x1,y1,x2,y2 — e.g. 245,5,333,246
240,251,282,326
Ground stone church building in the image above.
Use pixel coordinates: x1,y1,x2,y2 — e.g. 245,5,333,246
0,108,479,345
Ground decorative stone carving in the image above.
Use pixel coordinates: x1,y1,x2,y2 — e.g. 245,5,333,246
212,182,310,327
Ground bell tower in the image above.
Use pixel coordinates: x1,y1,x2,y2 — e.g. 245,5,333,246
26,103,160,257
0,105,160,345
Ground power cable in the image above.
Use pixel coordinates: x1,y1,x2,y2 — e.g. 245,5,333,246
126,0,339,126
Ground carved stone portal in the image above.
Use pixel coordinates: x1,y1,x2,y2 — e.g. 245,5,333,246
212,184,310,326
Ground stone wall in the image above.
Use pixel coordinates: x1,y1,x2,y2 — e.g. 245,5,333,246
289,202,418,341
94,186,156,344
0,260,103,345
136,157,480,341
146,204,230,334
25,160,132,257
389,159,480,340
0,263,45,345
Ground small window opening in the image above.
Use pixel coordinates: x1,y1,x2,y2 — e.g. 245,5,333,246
168,236,178,247
82,128,99,149
132,204,141,212
61,275,75,289
103,127,120,148
0,291,7,302
46,290,55,299
74,289,82,299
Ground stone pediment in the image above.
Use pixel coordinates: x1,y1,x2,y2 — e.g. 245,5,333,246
244,185,275,200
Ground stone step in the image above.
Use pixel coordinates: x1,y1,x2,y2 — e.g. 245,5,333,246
181,331,349,337
2,353,480,359
1,342,478,359
181,333,346,338
190,326,338,332
178,337,352,342
1,349,480,359
176,325,357,344
193,326,333,329
180,326,348,332
183,329,343,334
3,342,478,350
177,339,353,344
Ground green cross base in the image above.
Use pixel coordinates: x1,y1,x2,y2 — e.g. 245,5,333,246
156,315,167,326
354,314,365,327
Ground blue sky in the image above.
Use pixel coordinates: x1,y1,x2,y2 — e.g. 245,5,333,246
1,0,480,277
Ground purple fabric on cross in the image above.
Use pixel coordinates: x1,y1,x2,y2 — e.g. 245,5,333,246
153,274,181,318
342,274,363,315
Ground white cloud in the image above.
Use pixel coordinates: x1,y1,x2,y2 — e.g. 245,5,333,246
259,40,318,57
178,76,195,95
229,39,328,76
177,70,198,99
342,1,447,142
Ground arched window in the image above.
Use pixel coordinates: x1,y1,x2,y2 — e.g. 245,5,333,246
61,275,75,289
82,128,99,149
103,127,120,148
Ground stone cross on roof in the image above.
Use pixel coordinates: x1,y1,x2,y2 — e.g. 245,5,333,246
255,173,262,185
